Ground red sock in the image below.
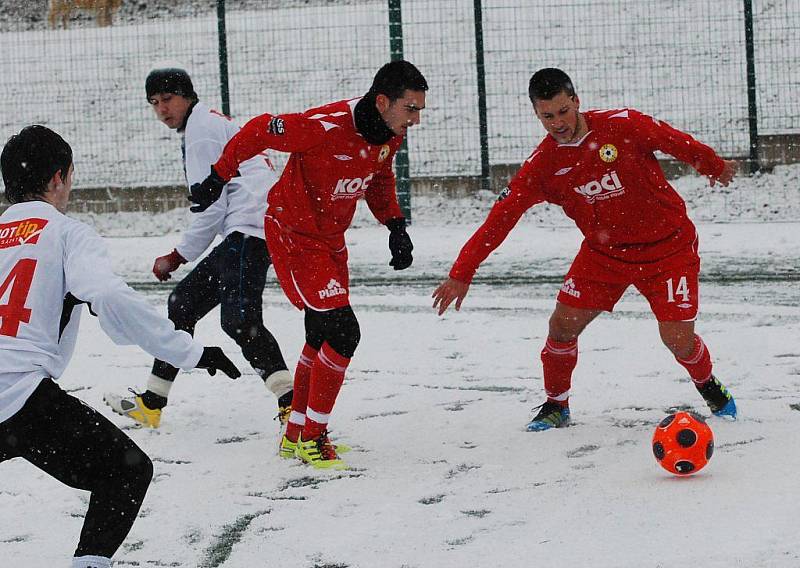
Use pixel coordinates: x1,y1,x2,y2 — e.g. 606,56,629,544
541,337,578,407
285,343,317,442
302,343,349,441
675,335,713,385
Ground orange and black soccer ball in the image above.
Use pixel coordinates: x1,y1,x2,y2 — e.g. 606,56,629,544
652,411,714,475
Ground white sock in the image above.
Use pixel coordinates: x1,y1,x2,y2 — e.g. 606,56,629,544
72,555,111,568
263,369,293,398
146,373,174,399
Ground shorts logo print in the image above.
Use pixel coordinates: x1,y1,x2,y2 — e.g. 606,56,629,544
318,278,347,299
561,277,581,298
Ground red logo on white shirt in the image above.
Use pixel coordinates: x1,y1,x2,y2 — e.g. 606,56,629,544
0,218,48,249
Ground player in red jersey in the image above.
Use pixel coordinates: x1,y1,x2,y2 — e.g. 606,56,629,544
190,60,427,466
432,68,738,431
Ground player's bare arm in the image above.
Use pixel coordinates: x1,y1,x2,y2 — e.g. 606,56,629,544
432,277,470,316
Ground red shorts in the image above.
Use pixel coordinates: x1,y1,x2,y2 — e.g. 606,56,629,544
264,216,350,311
557,239,701,322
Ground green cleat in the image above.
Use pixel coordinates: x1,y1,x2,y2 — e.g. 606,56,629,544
279,435,298,459
295,431,347,470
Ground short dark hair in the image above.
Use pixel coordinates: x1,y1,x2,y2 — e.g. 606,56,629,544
369,60,428,101
146,67,197,102
528,68,576,103
1,125,72,204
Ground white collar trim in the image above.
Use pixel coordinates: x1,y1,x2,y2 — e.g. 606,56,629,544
557,130,592,147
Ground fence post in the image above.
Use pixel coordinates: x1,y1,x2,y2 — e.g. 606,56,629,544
217,0,231,116
743,0,760,171
388,0,412,221
473,0,491,192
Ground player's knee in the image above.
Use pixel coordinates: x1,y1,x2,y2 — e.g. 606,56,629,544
123,446,153,494
304,331,325,351
98,442,152,500
548,315,576,342
303,308,327,351
658,325,694,358
220,313,257,345
324,306,360,358
125,445,153,477
166,289,194,326
661,334,693,359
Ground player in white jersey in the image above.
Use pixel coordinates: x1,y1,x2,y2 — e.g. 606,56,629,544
104,68,293,429
0,125,241,568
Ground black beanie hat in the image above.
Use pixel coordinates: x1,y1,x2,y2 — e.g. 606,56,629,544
145,68,197,101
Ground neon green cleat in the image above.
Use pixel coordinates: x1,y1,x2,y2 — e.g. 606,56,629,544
295,432,347,470
334,441,351,455
104,390,162,428
280,433,349,459
279,435,298,459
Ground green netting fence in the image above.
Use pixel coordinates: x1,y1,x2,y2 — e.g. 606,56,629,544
0,0,797,221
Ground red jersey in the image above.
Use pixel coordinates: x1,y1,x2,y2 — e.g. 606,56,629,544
450,109,726,283
213,98,404,250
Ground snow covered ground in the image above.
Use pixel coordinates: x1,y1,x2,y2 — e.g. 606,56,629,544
1,194,799,566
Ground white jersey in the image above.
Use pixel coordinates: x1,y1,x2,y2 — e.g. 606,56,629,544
176,102,278,262
0,201,204,423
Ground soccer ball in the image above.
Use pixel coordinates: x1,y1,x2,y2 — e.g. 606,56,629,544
652,411,714,475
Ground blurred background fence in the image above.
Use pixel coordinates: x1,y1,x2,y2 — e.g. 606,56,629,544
0,0,798,221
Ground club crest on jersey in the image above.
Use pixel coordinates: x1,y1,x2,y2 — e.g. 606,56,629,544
573,171,625,204
332,174,374,200
378,145,390,163
267,117,285,135
0,218,48,249
599,144,618,163
497,186,512,201
318,279,347,300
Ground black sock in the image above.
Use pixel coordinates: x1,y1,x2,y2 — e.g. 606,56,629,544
141,391,168,410
278,391,293,409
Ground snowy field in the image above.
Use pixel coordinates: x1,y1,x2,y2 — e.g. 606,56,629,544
1,2,798,565
1,188,799,566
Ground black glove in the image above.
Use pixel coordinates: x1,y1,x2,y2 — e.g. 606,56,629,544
387,217,413,270
196,346,241,379
188,166,227,213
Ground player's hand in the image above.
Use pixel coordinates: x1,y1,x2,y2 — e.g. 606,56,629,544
432,277,470,316
387,217,413,270
152,249,186,282
188,166,227,213
709,160,738,187
196,346,241,380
